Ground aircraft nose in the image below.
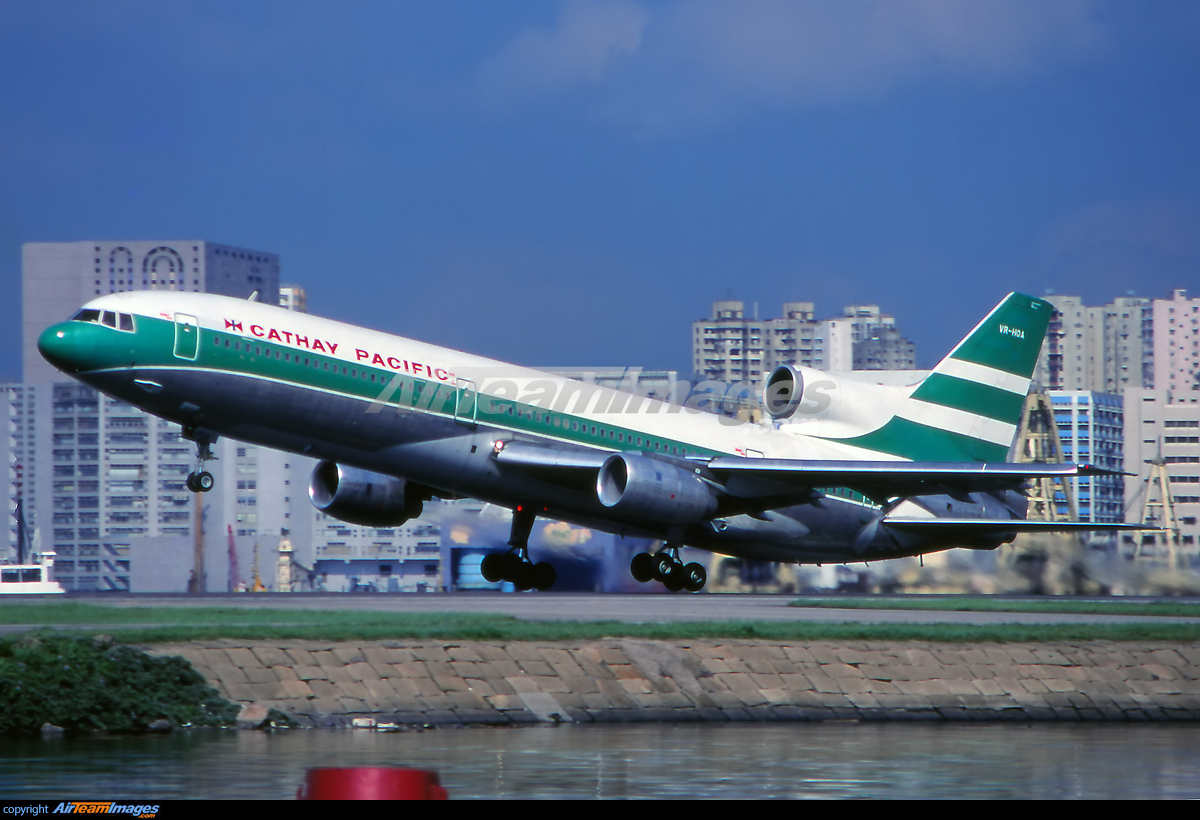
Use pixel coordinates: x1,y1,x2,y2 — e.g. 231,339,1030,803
38,322,90,374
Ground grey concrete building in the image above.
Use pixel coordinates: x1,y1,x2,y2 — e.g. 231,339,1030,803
1123,389,1200,565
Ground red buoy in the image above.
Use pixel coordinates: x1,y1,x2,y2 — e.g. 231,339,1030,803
299,767,448,800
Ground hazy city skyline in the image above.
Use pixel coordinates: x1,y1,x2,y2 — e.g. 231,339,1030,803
3,2,1199,381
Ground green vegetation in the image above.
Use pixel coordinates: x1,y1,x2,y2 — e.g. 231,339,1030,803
0,602,1198,643
789,596,1200,617
0,632,239,736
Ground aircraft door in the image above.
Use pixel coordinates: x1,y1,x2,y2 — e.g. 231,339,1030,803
173,313,199,360
455,378,477,426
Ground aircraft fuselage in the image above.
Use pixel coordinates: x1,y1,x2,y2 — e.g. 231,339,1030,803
39,291,1025,566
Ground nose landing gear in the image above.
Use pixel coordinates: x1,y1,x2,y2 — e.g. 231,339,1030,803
480,505,556,591
183,427,217,494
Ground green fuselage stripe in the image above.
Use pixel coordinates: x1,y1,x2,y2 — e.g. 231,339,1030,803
827,416,1010,463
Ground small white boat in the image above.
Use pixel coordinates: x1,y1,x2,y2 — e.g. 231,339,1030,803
0,554,66,594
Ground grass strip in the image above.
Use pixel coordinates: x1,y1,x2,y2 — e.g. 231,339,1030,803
1,604,1198,643
789,597,1200,617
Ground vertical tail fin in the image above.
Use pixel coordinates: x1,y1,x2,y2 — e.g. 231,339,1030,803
905,292,1053,461
825,293,1052,463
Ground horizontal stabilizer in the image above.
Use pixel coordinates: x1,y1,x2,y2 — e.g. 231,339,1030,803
882,518,1157,533
708,458,1115,502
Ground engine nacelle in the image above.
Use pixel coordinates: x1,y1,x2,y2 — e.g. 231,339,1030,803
762,365,804,419
596,452,718,524
309,461,424,527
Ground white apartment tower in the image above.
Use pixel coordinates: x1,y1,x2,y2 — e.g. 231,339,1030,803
1153,289,1200,397
1033,292,1179,396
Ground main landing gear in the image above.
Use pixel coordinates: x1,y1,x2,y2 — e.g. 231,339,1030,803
184,430,217,494
630,546,707,593
480,506,556,592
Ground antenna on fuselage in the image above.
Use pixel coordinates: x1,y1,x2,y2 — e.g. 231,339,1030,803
248,291,259,302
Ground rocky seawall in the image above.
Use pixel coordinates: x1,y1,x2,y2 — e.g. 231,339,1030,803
147,639,1200,726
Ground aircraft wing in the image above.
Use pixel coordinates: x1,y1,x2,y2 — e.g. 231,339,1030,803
494,441,1118,508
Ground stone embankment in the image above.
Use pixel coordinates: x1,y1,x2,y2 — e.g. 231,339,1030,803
148,640,1200,726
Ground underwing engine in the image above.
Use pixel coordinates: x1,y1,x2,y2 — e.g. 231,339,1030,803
308,461,426,527
596,452,718,524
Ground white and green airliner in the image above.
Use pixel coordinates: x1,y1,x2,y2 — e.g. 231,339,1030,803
39,290,1135,592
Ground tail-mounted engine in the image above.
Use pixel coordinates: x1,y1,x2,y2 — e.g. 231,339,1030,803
308,461,426,527
762,365,804,419
596,452,718,524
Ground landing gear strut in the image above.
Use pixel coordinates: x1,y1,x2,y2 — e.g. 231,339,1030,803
183,427,217,494
630,543,706,593
480,506,556,591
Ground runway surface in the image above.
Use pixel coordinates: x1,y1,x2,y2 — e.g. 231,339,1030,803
7,592,1199,627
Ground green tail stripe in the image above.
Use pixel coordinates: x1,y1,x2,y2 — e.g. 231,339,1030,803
947,293,1053,377
910,373,1026,424
825,416,1010,463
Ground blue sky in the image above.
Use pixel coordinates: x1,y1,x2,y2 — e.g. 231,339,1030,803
3,1,1199,381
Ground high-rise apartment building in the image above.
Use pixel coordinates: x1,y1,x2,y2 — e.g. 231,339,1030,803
1152,289,1200,398
1034,294,1153,394
693,301,823,384
2,385,30,563
1032,291,1200,397
1031,289,1199,550
12,240,282,589
1049,390,1125,524
692,300,914,384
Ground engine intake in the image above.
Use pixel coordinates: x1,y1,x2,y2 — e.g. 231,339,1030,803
309,461,425,527
596,453,718,524
762,365,804,419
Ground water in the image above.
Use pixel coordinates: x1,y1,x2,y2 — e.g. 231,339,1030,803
3,723,1199,799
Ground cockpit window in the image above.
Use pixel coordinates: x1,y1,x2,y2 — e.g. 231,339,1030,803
70,309,137,331
70,309,136,333
71,309,101,323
